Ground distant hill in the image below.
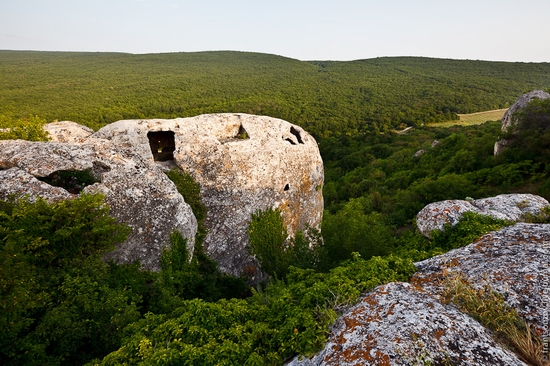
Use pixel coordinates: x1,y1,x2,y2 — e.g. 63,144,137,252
0,50,549,137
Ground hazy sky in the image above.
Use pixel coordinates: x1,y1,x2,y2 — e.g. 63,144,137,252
1,0,549,62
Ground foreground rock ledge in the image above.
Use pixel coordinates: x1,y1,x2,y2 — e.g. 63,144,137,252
93,113,324,281
413,223,550,335
288,282,525,366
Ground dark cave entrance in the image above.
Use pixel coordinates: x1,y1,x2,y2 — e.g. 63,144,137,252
147,131,175,162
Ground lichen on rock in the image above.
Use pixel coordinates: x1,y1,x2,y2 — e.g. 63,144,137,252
287,282,526,366
412,222,550,335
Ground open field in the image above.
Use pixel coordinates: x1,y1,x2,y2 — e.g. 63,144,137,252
429,109,507,127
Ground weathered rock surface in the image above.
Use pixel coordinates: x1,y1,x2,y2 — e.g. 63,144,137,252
289,205,548,365
287,282,526,366
93,113,324,281
0,139,197,271
412,223,550,335
495,90,550,155
43,121,94,143
416,193,549,237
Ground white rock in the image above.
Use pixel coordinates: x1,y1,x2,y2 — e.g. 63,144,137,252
93,113,324,281
0,139,197,271
43,121,94,143
289,282,526,366
416,193,549,237
413,223,550,335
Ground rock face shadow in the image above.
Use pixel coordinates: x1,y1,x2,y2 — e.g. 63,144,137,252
147,131,175,162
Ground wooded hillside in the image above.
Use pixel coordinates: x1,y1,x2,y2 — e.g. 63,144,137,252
1,50,549,136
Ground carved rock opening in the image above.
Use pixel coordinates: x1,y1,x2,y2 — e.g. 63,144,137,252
235,124,249,140
37,169,100,194
290,126,304,144
147,131,175,161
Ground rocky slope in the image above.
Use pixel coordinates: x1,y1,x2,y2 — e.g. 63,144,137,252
288,195,549,365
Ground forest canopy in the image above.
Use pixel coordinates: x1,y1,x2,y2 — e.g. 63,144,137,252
1,51,550,137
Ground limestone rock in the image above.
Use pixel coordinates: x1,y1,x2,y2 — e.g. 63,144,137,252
416,193,549,237
501,90,550,132
43,121,94,143
287,282,526,366
93,113,324,281
495,90,550,155
0,139,197,271
412,223,550,335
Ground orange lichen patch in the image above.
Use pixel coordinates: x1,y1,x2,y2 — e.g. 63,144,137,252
278,171,321,236
341,347,372,363
242,265,257,278
433,329,445,340
448,258,461,267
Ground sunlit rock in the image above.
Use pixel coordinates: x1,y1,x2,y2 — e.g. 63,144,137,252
93,113,324,282
0,139,197,271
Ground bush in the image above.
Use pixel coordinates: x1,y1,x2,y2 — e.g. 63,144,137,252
248,208,324,278
0,194,136,365
91,253,417,366
0,115,50,141
431,211,512,250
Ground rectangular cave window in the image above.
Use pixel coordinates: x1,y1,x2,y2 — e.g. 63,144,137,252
147,131,176,162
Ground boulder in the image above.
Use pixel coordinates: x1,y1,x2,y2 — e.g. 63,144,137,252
43,121,94,143
495,90,550,155
412,223,550,335
416,193,549,237
287,282,526,366
0,139,197,271
92,113,324,281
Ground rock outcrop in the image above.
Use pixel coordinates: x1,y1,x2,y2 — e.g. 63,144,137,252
416,193,549,237
43,121,94,143
494,90,550,155
288,282,526,366
412,223,550,335
289,195,549,365
0,139,197,271
92,113,324,281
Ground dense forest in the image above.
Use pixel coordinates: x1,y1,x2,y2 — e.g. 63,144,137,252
1,50,550,136
1,51,550,365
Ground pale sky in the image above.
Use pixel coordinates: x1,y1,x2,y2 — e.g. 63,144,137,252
1,0,549,62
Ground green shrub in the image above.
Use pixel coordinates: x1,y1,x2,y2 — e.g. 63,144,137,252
165,168,207,245
0,194,136,366
91,253,417,366
247,209,324,278
0,115,50,141
322,198,395,268
431,211,512,250
248,208,290,278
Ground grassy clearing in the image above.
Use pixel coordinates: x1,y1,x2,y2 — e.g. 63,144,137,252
429,109,507,127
